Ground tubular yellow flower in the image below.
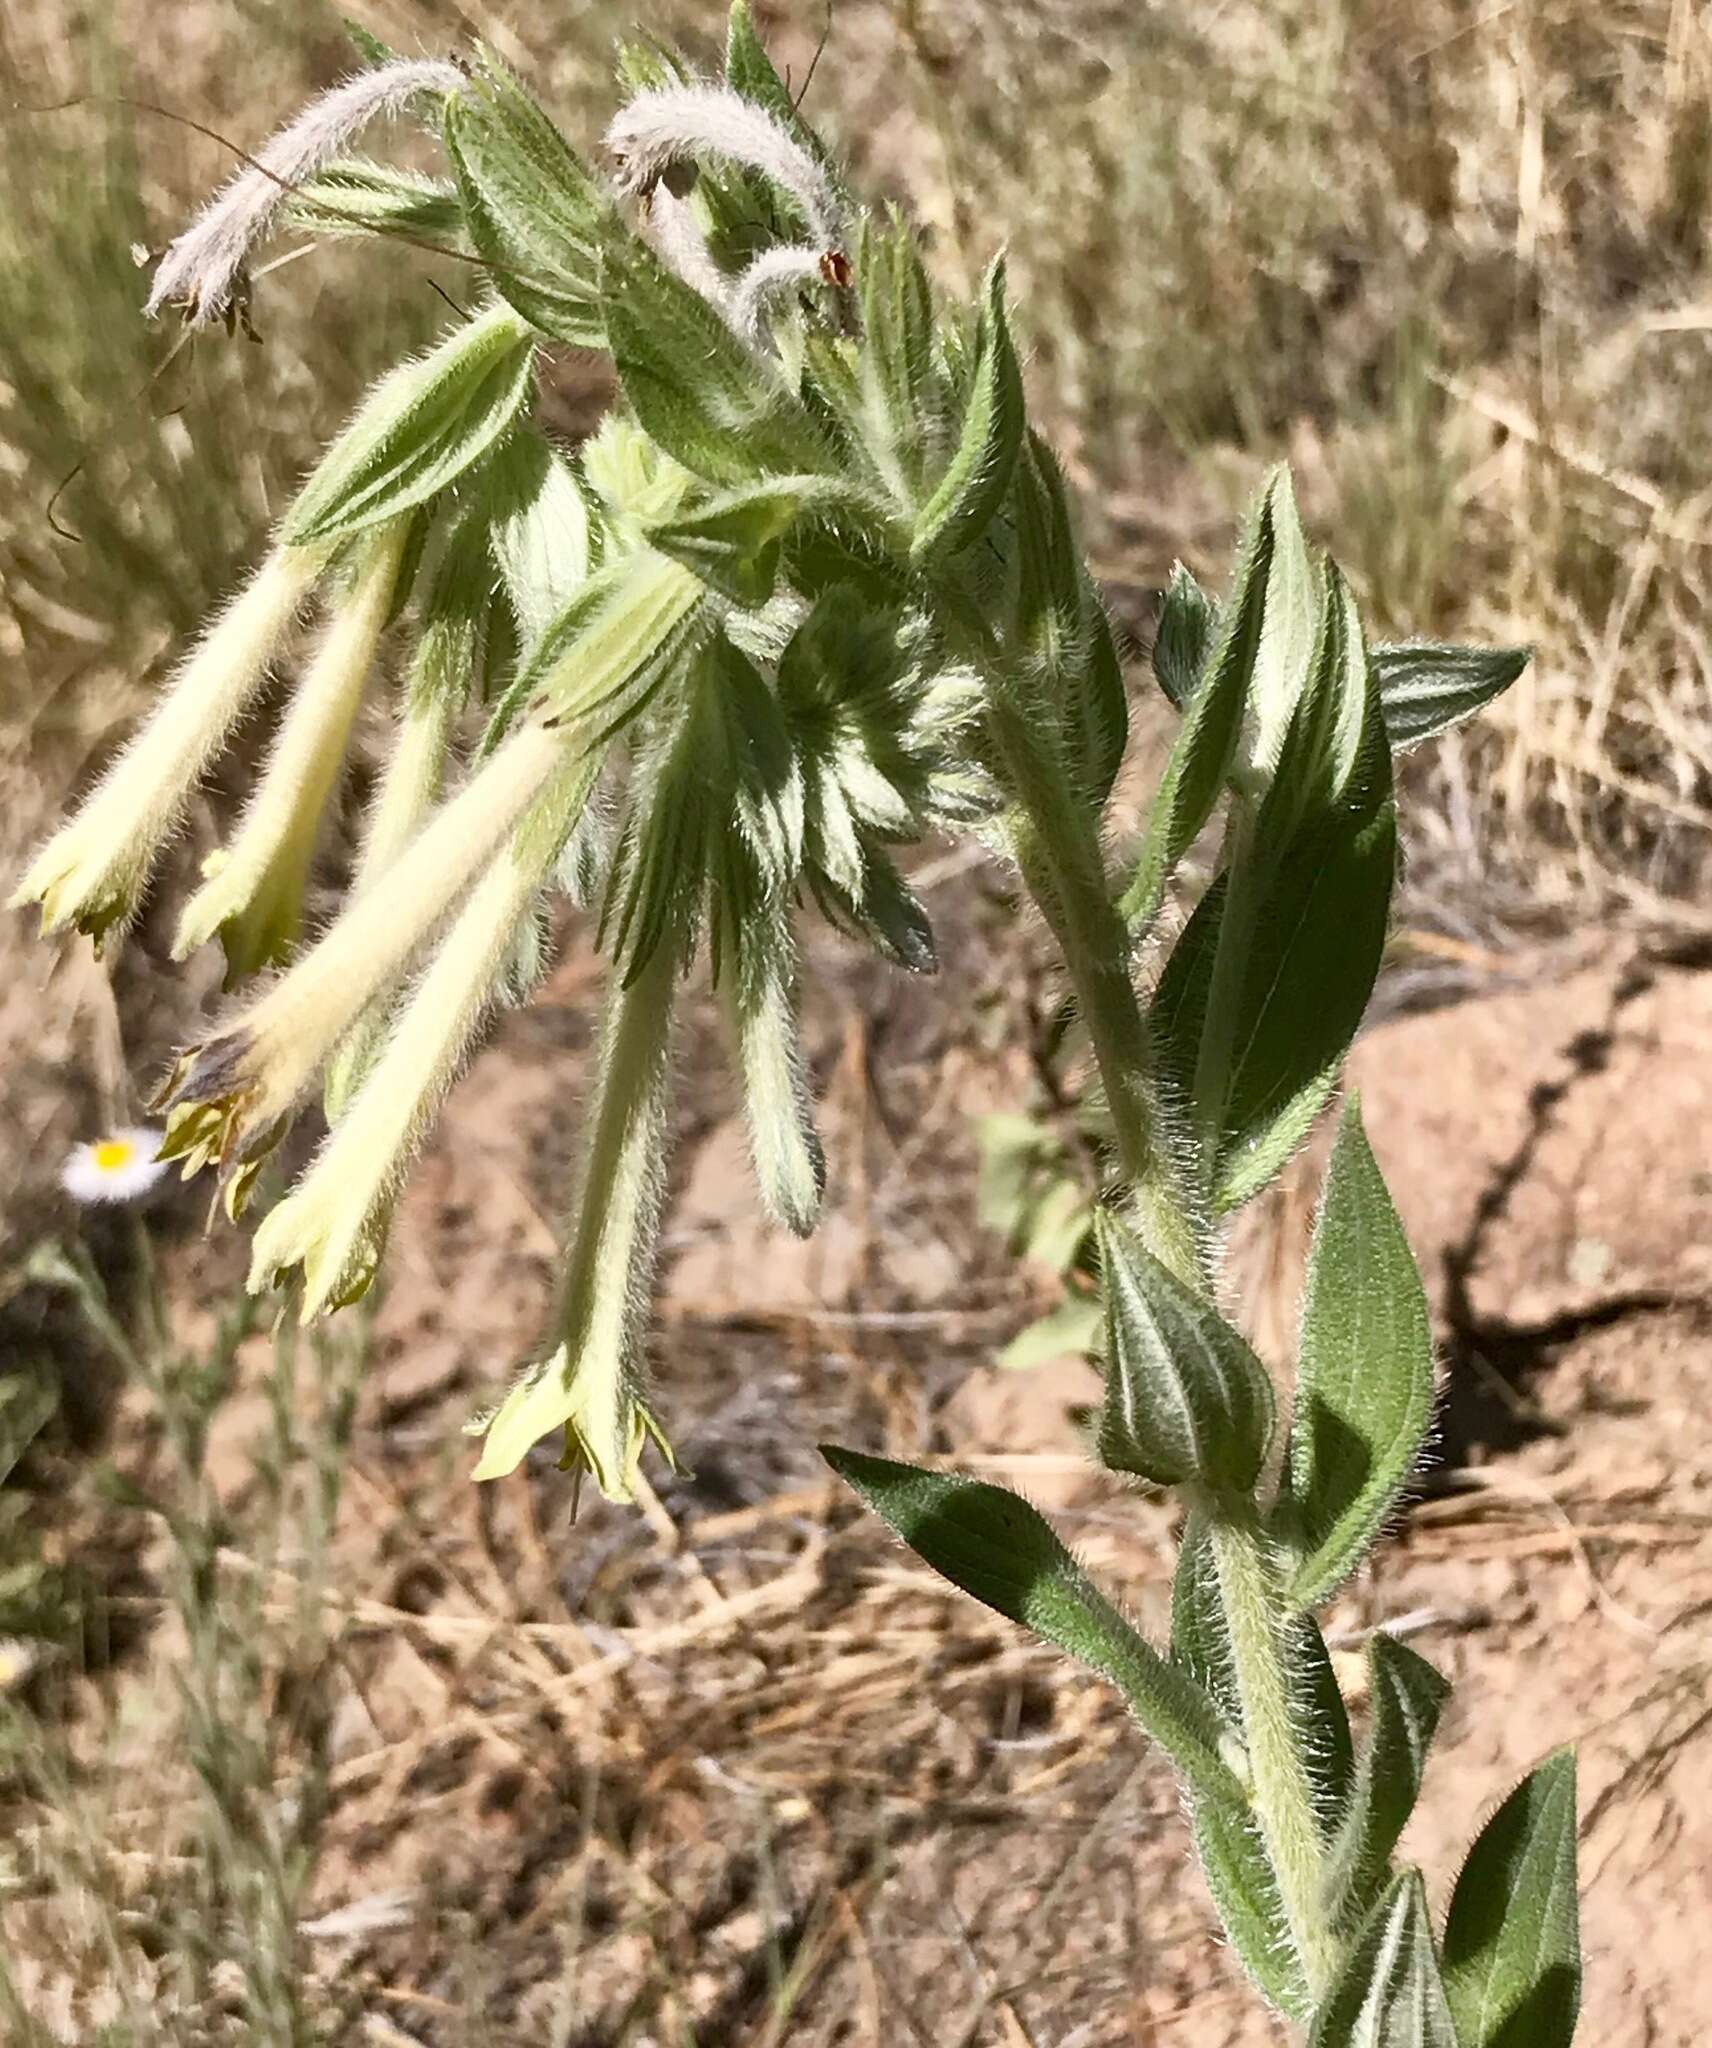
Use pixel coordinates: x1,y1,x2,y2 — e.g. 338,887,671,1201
156,715,570,1177
251,755,598,1317
11,544,322,946
173,523,406,984
320,676,456,1120
473,939,678,1494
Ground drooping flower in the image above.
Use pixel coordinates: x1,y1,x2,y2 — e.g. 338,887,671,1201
250,754,598,1318
11,544,322,946
146,58,464,326
156,718,571,1186
173,521,406,983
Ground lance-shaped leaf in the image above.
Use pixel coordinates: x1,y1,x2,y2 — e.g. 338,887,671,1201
1442,1751,1581,2048
1152,562,1221,711
856,209,945,504
1010,433,1128,808
1308,1870,1458,2048
1150,565,1396,1212
1373,642,1530,752
604,231,835,487
823,1449,1246,1803
485,431,594,654
1121,469,1308,930
910,258,1024,569
725,0,844,180
727,913,824,1238
479,551,705,762
1093,1209,1273,1492
1284,1101,1435,1609
1325,1634,1451,1930
647,475,896,608
285,305,536,544
287,159,465,244
444,64,613,348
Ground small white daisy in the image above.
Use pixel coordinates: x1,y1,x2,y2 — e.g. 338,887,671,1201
60,1126,168,1205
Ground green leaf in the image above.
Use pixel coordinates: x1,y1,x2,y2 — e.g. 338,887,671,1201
1120,469,1302,929
724,0,844,180
1093,1209,1273,1492
604,232,835,487
1009,433,1128,808
287,159,465,244
1153,562,1221,711
1172,1518,1308,2018
285,306,536,544
342,18,398,66
443,66,613,347
997,1293,1102,1372
910,258,1024,568
480,550,705,753
1150,566,1397,1212
1285,1100,1435,1609
647,476,892,607
823,1448,1246,1804
1326,1635,1451,1930
1308,1871,1458,2048
727,914,824,1237
1443,1752,1581,2048
484,430,593,652
1373,642,1530,752
855,210,946,504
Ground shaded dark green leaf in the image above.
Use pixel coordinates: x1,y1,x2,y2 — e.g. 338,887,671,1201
1443,1751,1580,2048
1284,1100,1435,1609
910,258,1024,568
1326,1635,1451,1930
444,66,613,347
825,1449,1245,1803
604,231,835,486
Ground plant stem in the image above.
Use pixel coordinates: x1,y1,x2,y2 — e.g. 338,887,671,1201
988,693,1206,1288
1200,1490,1339,2005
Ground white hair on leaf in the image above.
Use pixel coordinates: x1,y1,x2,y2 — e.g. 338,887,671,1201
146,58,464,325
605,84,848,252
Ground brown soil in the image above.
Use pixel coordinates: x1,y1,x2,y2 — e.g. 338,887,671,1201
10,903,1712,2044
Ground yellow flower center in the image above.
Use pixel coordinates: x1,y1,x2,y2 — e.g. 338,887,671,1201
93,1139,136,1173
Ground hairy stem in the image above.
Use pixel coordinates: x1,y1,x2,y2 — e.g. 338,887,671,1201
988,692,1206,1287
1200,1490,1339,2005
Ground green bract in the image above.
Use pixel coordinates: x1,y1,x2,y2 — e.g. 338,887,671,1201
21,12,1573,2041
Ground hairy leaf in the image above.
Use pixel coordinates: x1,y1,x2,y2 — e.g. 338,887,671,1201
1373,642,1530,752
824,1449,1246,1804
1443,1752,1581,2048
444,64,613,347
1326,1634,1451,1929
1094,1209,1273,1491
910,258,1024,568
604,232,835,486
1285,1101,1435,1609
1308,1871,1458,2048
285,305,536,543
